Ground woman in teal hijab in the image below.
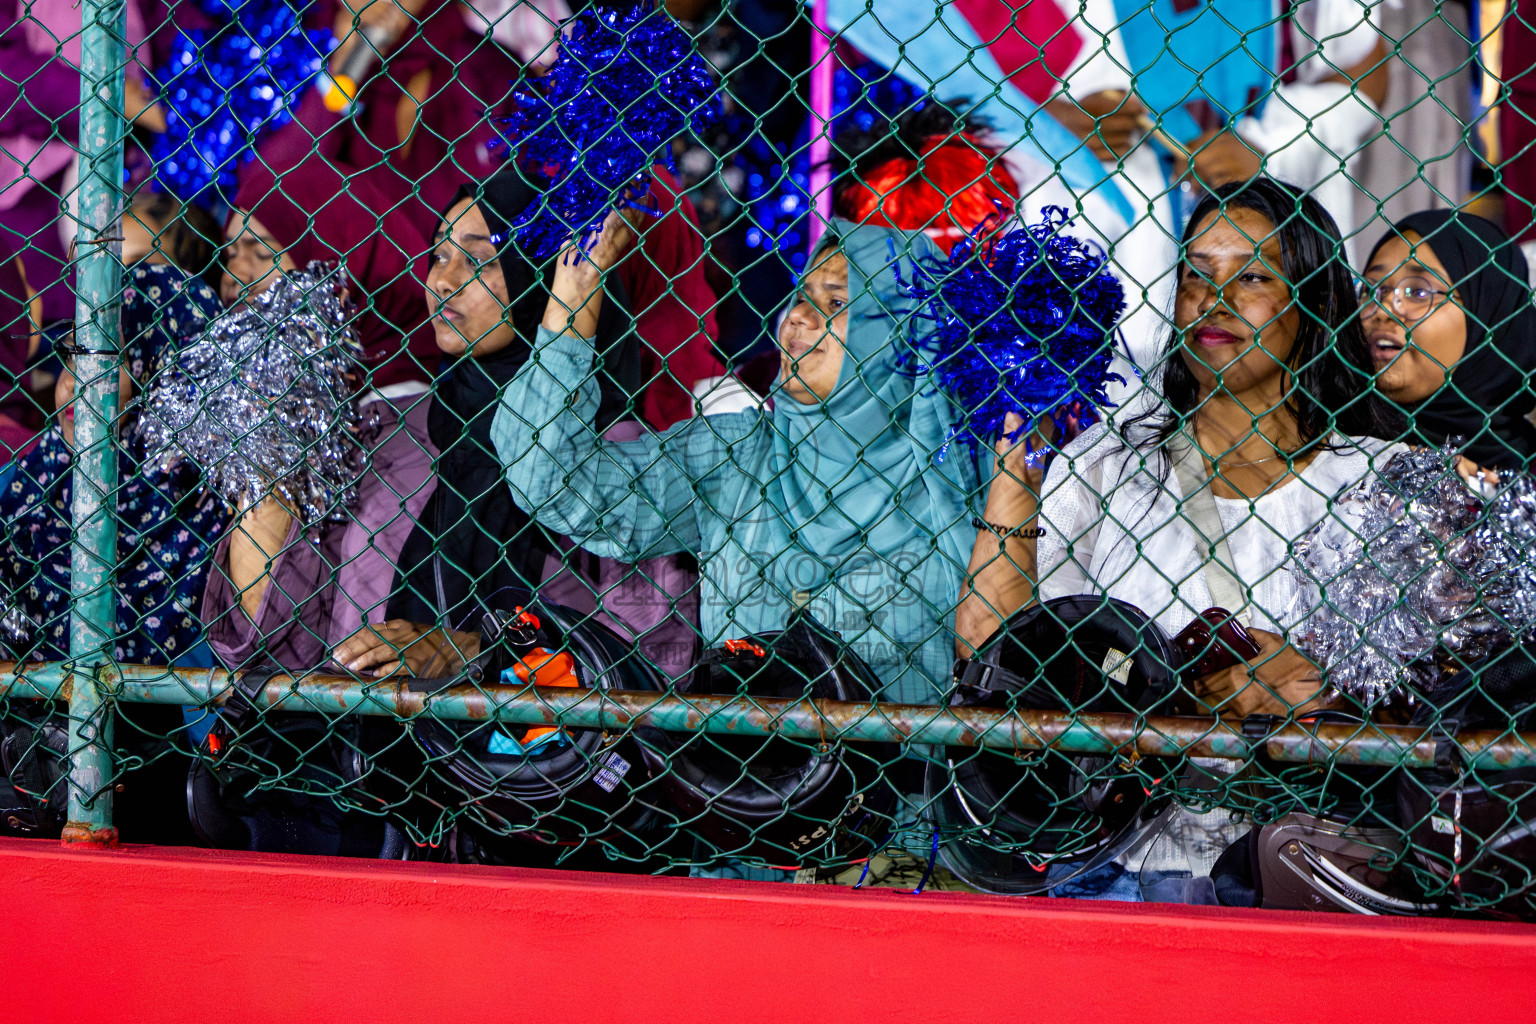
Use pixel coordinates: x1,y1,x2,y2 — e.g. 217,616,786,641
494,217,977,703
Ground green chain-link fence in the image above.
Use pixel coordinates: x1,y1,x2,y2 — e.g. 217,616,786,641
1,0,1535,914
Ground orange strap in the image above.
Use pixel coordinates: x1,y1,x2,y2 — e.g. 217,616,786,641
513,648,578,744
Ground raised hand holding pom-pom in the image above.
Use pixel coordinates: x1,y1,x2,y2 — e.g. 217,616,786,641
543,209,637,340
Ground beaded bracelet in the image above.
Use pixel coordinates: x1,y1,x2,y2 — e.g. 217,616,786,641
972,516,1045,539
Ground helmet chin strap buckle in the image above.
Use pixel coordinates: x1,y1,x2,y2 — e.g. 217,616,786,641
1431,714,1465,775
431,606,545,690
217,666,284,743
1241,714,1283,742
951,658,1004,706
723,638,767,658
484,606,543,650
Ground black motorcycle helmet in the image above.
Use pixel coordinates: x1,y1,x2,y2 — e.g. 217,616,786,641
0,700,200,845
1397,643,1536,918
1243,708,1400,823
0,705,67,837
0,610,66,837
1209,811,1429,914
408,601,665,854
928,596,1180,894
188,710,410,858
639,612,896,865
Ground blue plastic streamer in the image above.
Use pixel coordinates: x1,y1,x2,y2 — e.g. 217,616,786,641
739,61,925,269
498,3,722,259
149,0,330,199
899,208,1125,454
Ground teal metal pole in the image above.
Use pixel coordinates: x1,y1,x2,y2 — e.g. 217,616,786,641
63,0,129,846
4,661,1533,771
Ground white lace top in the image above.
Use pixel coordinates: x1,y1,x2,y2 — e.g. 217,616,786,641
1036,423,1407,639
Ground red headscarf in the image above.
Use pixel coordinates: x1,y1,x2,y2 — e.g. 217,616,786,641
231,154,437,388
840,134,1019,254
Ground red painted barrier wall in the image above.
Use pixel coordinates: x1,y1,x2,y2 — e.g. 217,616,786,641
4,837,1536,1023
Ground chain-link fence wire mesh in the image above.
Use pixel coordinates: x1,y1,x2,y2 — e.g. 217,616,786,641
0,0,1535,913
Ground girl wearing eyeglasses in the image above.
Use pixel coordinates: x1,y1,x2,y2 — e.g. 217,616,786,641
1359,210,1536,479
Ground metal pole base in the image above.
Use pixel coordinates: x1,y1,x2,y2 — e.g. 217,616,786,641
61,823,119,847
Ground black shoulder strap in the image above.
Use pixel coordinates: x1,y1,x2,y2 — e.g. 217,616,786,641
220,664,284,734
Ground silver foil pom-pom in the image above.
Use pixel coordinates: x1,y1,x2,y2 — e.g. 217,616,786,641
1292,446,1536,704
135,262,368,526
0,600,37,656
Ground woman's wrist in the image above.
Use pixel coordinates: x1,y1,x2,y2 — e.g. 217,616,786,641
243,494,292,519
972,516,1045,540
1001,449,1050,486
992,446,1048,494
980,465,1042,526
237,496,293,546
551,262,601,302
543,268,603,337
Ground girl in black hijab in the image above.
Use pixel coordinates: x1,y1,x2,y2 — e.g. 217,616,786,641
335,167,641,675
1359,209,1536,473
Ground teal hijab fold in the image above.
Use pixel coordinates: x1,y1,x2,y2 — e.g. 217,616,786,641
767,222,975,600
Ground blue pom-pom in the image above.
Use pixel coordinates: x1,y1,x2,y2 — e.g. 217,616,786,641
738,60,924,263
899,208,1126,454
149,0,328,199
498,4,722,259
194,0,276,20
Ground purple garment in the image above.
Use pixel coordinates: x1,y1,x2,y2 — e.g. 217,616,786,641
0,228,38,443
0,0,148,324
203,393,437,674
0,165,67,324
0,9,82,139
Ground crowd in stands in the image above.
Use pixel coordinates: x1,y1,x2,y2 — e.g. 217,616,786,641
0,0,1534,903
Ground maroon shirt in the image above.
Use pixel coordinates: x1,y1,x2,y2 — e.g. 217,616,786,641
253,4,725,425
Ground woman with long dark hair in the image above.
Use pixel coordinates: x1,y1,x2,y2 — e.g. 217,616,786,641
957,178,1402,717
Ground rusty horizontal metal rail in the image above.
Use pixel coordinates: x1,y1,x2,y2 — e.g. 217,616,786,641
0,660,1530,770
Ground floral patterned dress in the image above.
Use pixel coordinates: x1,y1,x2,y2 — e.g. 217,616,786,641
0,428,228,663
0,263,229,664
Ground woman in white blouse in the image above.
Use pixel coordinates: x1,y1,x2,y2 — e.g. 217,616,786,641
958,178,1404,718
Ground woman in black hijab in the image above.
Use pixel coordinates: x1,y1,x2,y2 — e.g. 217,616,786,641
1359,208,1536,473
334,166,641,676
